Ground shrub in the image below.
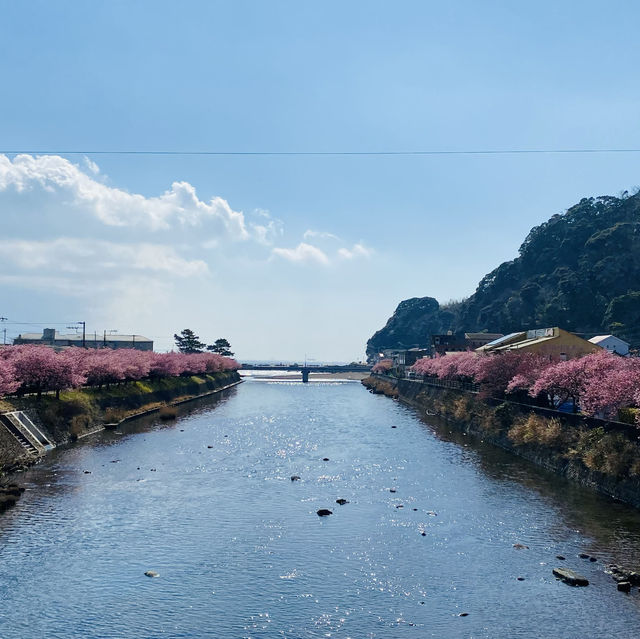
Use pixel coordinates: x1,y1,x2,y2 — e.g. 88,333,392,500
103,407,126,423
451,396,473,422
580,431,640,477
70,414,91,437
508,414,565,447
618,407,640,425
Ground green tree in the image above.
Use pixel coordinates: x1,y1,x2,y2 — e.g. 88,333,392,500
207,338,234,357
174,329,206,354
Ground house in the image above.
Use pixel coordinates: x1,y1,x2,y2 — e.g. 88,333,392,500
13,328,153,351
431,332,503,356
393,348,430,367
476,327,601,360
588,335,630,357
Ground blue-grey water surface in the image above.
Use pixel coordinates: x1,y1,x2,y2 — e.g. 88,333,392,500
1,378,640,638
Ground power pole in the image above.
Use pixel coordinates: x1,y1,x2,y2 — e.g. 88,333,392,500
0,316,6,345
67,321,86,348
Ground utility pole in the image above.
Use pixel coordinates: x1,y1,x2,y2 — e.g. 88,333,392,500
0,316,6,345
105,329,117,349
67,321,86,348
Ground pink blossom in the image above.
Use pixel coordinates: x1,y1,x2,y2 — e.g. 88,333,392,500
372,359,393,373
0,355,19,396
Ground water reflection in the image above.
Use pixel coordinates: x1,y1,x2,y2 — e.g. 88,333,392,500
417,410,640,567
0,379,639,639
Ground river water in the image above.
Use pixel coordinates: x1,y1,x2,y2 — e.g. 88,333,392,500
1,378,640,638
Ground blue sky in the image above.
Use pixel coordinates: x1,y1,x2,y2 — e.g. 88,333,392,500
1,1,640,360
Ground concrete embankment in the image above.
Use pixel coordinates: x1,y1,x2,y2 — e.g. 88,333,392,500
0,371,241,476
363,375,640,510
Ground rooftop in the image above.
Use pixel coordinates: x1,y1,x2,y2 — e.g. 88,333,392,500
589,335,630,346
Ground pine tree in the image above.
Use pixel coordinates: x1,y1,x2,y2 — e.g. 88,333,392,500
207,338,234,357
173,329,206,354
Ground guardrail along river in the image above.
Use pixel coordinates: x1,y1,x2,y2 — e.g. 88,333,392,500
1,378,640,638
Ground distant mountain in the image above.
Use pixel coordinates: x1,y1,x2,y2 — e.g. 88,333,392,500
367,192,640,357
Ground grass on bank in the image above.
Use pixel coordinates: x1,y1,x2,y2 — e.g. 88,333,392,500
4,372,236,441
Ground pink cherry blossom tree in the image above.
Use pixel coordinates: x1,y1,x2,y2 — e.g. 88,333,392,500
372,359,393,374
0,356,19,397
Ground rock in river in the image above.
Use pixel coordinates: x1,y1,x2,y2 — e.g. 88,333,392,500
144,570,160,578
553,568,589,587
336,499,349,505
617,581,631,593
290,475,301,481
317,509,333,517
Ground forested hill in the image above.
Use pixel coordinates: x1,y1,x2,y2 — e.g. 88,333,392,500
367,192,640,357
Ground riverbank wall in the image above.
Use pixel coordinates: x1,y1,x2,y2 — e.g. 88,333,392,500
0,371,241,474
363,374,640,509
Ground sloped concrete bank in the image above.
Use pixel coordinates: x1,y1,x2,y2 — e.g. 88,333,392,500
363,375,640,510
0,371,241,477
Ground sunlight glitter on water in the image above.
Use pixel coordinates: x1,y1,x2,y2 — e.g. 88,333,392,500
1,380,640,638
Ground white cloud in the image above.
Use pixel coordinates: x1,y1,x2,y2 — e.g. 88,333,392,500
303,229,340,241
0,238,208,277
82,156,100,175
249,209,284,245
338,243,374,260
271,242,330,265
0,154,250,237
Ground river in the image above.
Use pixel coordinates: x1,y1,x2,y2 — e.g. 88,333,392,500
1,377,640,638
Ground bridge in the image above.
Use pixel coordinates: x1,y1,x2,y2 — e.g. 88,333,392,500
241,364,370,383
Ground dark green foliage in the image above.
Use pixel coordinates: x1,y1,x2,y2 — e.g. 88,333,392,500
174,329,206,354
367,297,460,357
368,191,640,353
206,338,234,357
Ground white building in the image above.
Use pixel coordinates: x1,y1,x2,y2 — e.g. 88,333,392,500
588,335,630,356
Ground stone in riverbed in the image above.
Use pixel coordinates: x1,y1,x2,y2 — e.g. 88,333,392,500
578,553,590,559
556,555,566,560
552,568,589,586
0,495,18,511
513,543,529,550
144,570,160,578
322,458,330,461
617,581,631,593
317,509,332,517
336,499,349,505
290,475,301,481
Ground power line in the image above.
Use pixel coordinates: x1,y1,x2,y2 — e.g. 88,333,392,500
0,320,77,325
3,148,640,157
